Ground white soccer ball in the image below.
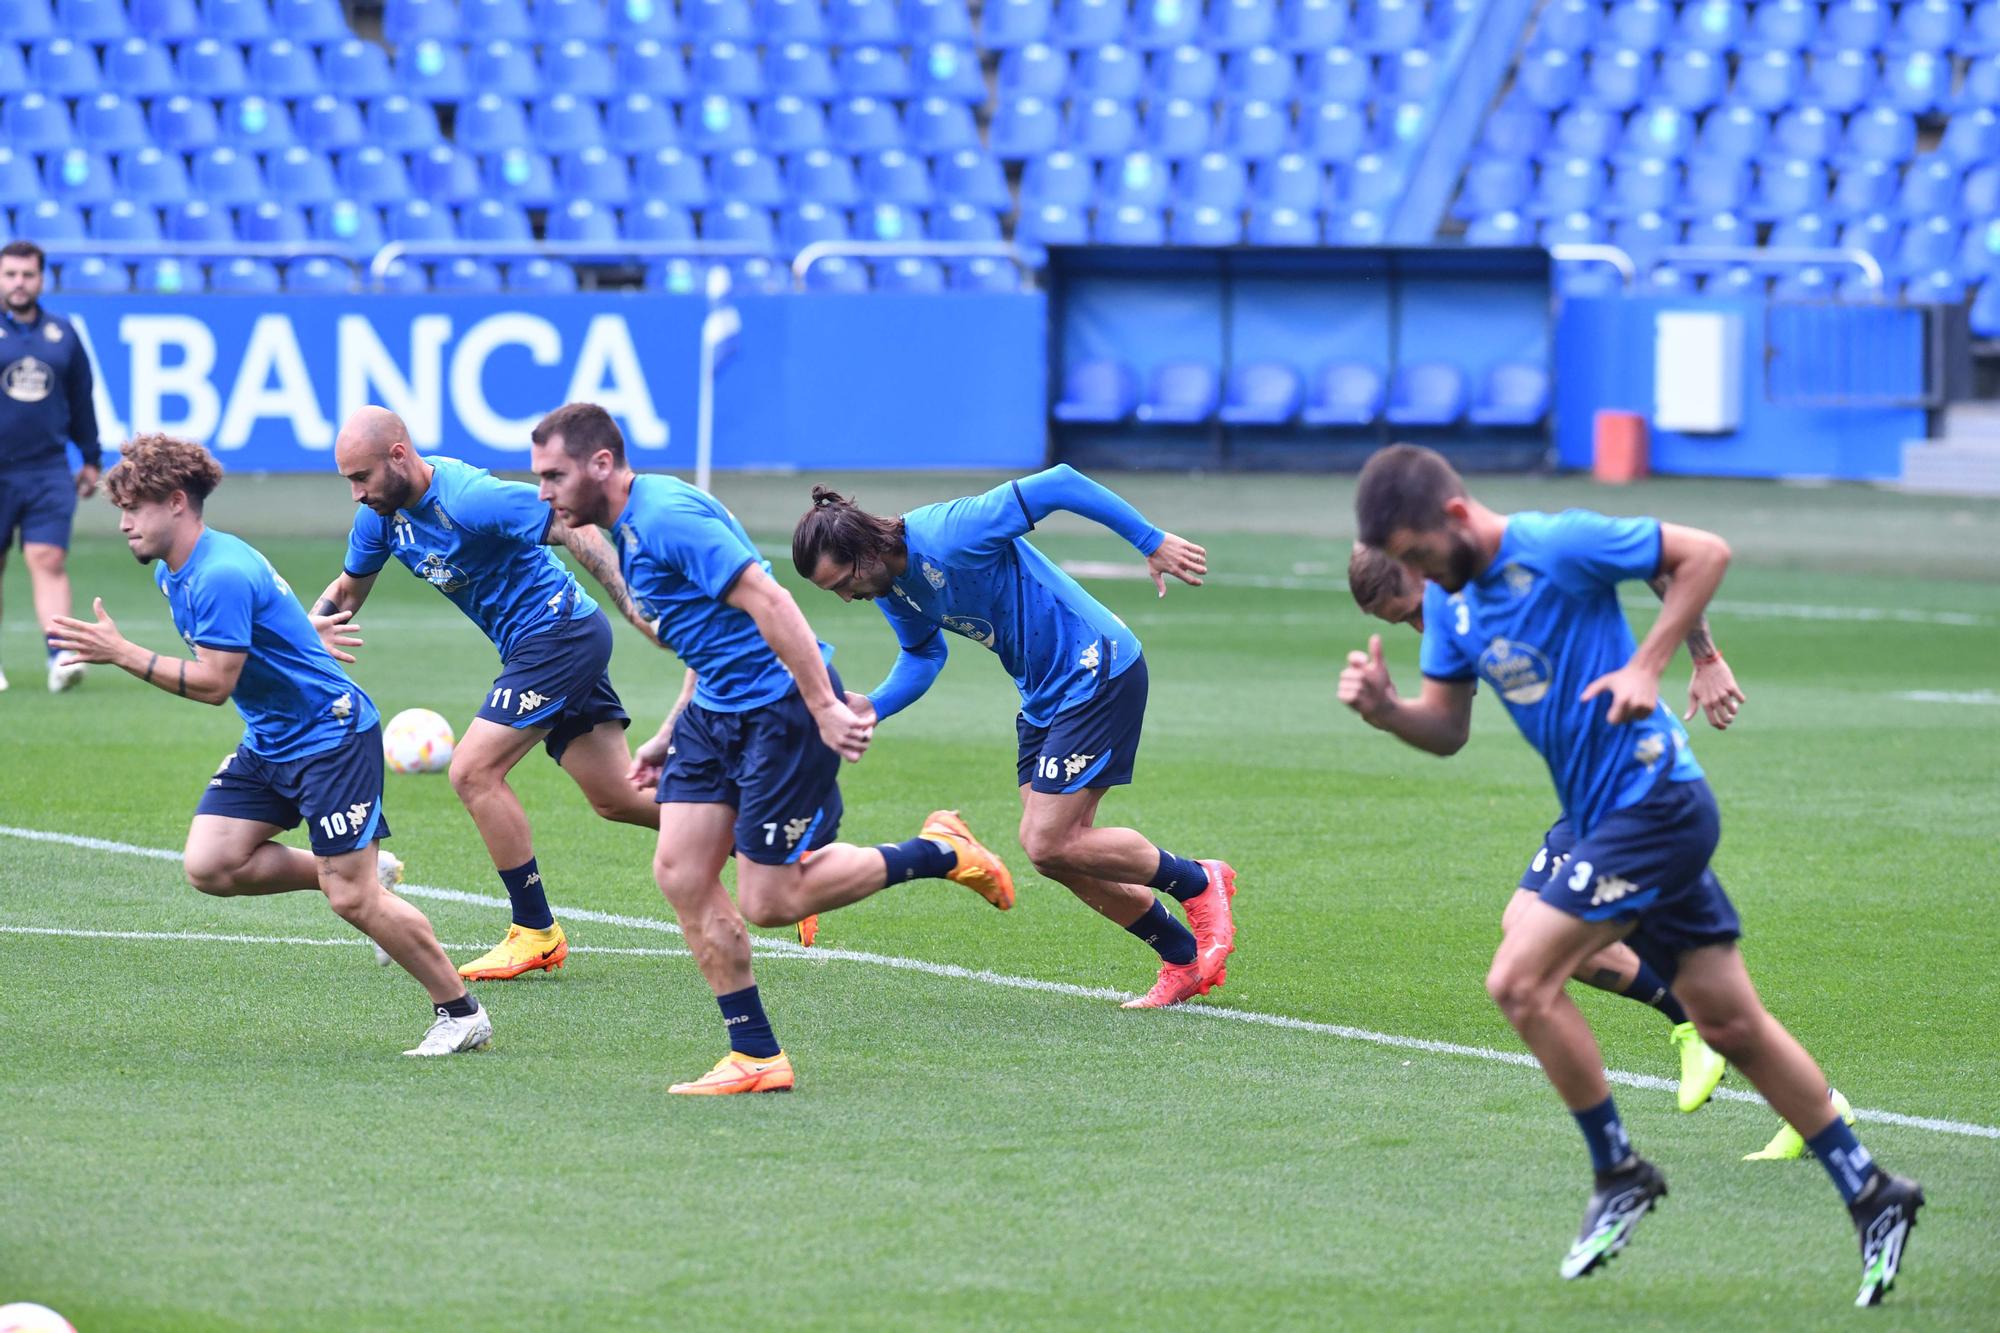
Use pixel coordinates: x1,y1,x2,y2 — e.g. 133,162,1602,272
0,1304,78,1333
383,707,456,775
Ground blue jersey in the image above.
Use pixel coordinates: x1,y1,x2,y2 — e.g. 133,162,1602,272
1419,510,1704,835
158,528,379,762
342,455,595,660
0,305,99,471
613,473,817,712
869,465,1162,728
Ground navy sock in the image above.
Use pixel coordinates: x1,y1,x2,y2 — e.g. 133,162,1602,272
1147,850,1209,902
437,993,478,1019
1124,899,1198,965
717,985,780,1059
499,857,554,930
1620,962,1690,1026
45,635,61,662
1572,1096,1635,1175
877,836,957,883
1805,1115,1881,1204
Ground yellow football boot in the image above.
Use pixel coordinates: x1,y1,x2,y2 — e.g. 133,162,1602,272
457,922,568,980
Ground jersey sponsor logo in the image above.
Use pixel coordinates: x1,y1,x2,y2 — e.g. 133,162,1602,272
1477,637,1553,705
941,615,995,646
921,560,946,590
2,356,53,403
413,551,469,593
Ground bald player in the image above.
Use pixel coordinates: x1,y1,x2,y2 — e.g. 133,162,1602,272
312,408,659,982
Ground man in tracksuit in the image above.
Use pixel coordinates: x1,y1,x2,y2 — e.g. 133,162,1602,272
0,239,102,693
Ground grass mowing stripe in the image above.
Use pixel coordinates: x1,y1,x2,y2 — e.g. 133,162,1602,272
10,823,1998,1145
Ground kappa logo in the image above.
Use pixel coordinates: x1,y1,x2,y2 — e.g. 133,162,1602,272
1477,637,1554,705
516,688,550,715
413,552,469,592
1062,752,1096,781
921,560,946,590
1589,873,1642,909
1079,641,1101,672
2,356,52,403
523,872,542,887
783,815,811,848
346,800,372,829
1635,733,1666,767
330,691,353,720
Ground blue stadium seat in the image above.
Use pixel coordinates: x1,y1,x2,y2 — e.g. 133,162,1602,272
620,39,692,96
1068,97,1140,157
507,257,578,293
1016,200,1089,251
608,92,679,154
686,95,755,153
1896,216,1959,275
115,147,189,204
558,144,633,202
0,146,38,206
1684,208,1748,248
907,97,979,155
992,95,1062,157
532,94,605,151
1356,0,1423,52
286,256,351,292
1150,43,1220,102
1217,99,1286,160
366,95,440,152
914,41,986,102
983,0,1051,48
463,0,532,39
1960,55,2000,108
1516,48,1580,111
0,0,53,38
1962,163,2000,216
1768,262,1830,298
16,200,85,242
623,197,694,240
1076,43,1143,101
1898,157,1959,217
385,0,456,43
1698,105,1766,160
1551,103,1617,157
1584,46,1651,112
1882,51,1945,114
702,200,776,249
1279,0,1345,51
1383,49,1437,103
998,42,1066,100
268,145,338,203
190,145,264,205
1835,211,1897,263
320,40,394,98
1135,361,1219,422
337,145,410,204
1555,260,1621,296
58,0,129,39
1604,0,1668,48
99,39,171,97
841,44,913,97
167,198,237,243
454,95,533,155
779,201,848,250
1295,99,1365,161
1054,359,1138,421
861,147,934,204
1302,360,1383,425
370,257,427,293
77,93,149,155
547,197,618,241
712,145,785,206
857,199,924,241
1131,0,1200,49
1385,361,1466,426
1462,208,1527,244
785,147,858,205
131,0,199,36
151,95,221,152
1242,203,1314,242
1750,0,1812,49
1244,150,1314,211
1211,0,1276,51
1772,105,1837,159
831,0,902,44
951,257,1021,292
273,0,349,39
1606,157,1675,215
1676,0,1742,52
204,0,271,39
535,0,610,39
396,39,468,102
793,255,861,292
1477,101,1543,158
1623,104,1693,161
1735,48,1799,113
211,257,282,294
1961,219,2000,277
694,40,766,98
908,0,974,43
467,40,539,98
635,145,711,205
934,148,1010,208
1022,149,1093,209
931,201,1002,240
1895,0,1960,50
754,95,823,153
1705,265,1762,296
1823,0,1887,48
248,39,321,98
1178,150,1246,209
830,96,903,152
1531,0,1595,48
1902,269,1964,304
1968,0,2000,54
1225,45,1296,104
1749,156,1825,217
608,0,677,37
1531,156,1603,216
1940,108,2000,165
1610,209,1673,266
4,92,73,151
135,257,205,294
1099,149,1169,207
1828,157,1894,213
56,256,130,293
683,0,752,41
30,38,100,96
480,146,555,204
1058,0,1127,46
240,199,308,242
1219,361,1302,423
89,199,161,243
1538,209,1601,245
1092,202,1166,244
1469,362,1550,426
1843,107,1914,165
762,0,828,42
432,257,504,292
1767,210,1829,249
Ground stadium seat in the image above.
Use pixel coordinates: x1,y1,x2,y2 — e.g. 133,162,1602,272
535,0,609,40
1092,202,1165,244
1960,55,2000,108
1940,108,2000,165
1218,361,1303,424
908,97,979,154
1835,211,1898,262
1750,0,1812,48
1055,0,1123,47
608,0,676,37
1902,269,1965,304
1243,151,1314,211
1076,43,1143,102
830,97,903,152
1896,216,1960,275
1684,209,1749,248
131,0,199,36
1584,47,1651,112
785,148,859,206
1677,0,1741,51
245,40,319,99
479,146,555,205
1603,0,1667,48
1463,208,1528,245
983,0,1051,48
559,145,634,203
58,0,129,38
56,256,129,293
833,0,903,44
1829,158,1894,214
860,148,934,205
206,0,273,39
1768,211,1830,250
1843,107,1914,165
914,41,986,102
385,0,455,43
506,258,578,293
686,0,753,40
1772,106,1837,160
1152,43,1222,102
1810,54,1876,114
432,257,504,292
1147,97,1215,159
1553,104,1619,157
1178,151,1247,210
1898,157,1959,218
286,256,354,292
29,38,100,96
385,196,455,243
89,199,161,243
1478,102,1544,158
763,0,828,42
465,40,539,99
622,197,695,241
1326,205,1387,243
1532,156,1604,216
859,203,925,243
931,201,1002,241
694,40,766,99
756,96,826,154
1219,99,1287,160
1016,199,1089,250
1054,359,1139,422
274,0,348,39
268,145,337,203
702,201,777,250
0,145,37,205
621,39,693,96
1517,48,1580,111
115,147,189,204
192,145,265,205
1769,263,1832,299
1896,0,1960,49
1245,203,1318,243
364,95,439,153
530,94,604,152
101,38,176,96
15,201,85,242
211,257,282,294
1383,49,1437,104
635,146,711,206
1697,106,1766,161
1135,361,1219,422
44,148,115,204
1605,157,1675,216
793,255,862,293
1963,164,2000,217
1531,0,1595,49
134,257,204,294
396,39,468,102
1385,361,1467,426
1278,0,1345,50
371,257,427,293
0,0,53,39
1734,48,1798,113
950,257,1020,292
154,94,226,153
1824,0,1888,49
934,148,1010,208
1883,50,1945,114
76,93,149,155
1070,98,1142,158
1023,150,1094,210
166,198,236,243
1170,203,1241,245
335,145,407,204
712,146,786,207
1538,209,1601,245
608,92,680,154
321,39,394,97
1225,46,1296,104
1357,0,1424,51
240,199,308,243
1099,149,1169,208
1609,209,1672,267
907,0,974,42
1302,360,1383,425
1131,0,1201,49
5,93,74,151
779,200,848,250
546,196,618,242
309,198,385,254
1964,220,2000,277
992,96,1063,158
1210,0,1277,51
1749,157,1825,218
1468,362,1550,426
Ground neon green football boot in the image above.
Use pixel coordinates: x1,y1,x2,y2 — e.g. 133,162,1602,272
1745,1087,1857,1161
1670,1021,1727,1112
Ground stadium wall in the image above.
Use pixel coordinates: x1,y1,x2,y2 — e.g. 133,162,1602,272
54,293,1048,473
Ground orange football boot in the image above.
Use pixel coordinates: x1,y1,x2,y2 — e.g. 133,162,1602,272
1182,860,1237,988
920,810,1015,909
669,1050,796,1095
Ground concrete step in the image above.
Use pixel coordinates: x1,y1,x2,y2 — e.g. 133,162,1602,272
1899,436,2000,496
1941,400,2000,440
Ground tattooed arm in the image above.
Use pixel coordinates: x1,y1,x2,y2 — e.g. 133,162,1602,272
1648,573,1745,730
550,520,657,641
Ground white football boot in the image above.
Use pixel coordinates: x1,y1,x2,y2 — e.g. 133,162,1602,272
403,1002,492,1057
371,850,403,966
0,664,10,692
47,653,85,693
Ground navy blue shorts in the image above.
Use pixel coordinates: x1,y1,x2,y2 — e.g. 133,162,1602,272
659,664,845,865
195,723,392,858
0,463,77,550
1017,657,1149,794
475,609,629,765
1521,777,1742,983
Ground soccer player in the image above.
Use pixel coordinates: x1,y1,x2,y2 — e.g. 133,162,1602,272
312,407,660,982
1337,444,1922,1304
46,434,488,1056
527,402,1014,1095
1347,543,1732,1113
791,468,1237,1010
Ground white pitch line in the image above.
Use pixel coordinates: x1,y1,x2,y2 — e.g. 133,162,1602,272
1892,690,2000,706
4,824,1996,1143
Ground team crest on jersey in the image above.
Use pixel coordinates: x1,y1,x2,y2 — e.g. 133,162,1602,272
2,356,52,403
413,552,468,592
1501,562,1536,597
42,322,62,342
941,615,995,646
921,560,946,590
1477,637,1553,705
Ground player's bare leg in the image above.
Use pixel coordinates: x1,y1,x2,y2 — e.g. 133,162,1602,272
183,814,323,896
24,541,84,691
733,815,1014,928
449,717,570,979
557,719,661,829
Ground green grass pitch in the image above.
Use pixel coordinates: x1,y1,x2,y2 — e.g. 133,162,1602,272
1,471,1996,1330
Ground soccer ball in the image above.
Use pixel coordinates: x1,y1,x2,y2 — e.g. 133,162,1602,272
0,1304,77,1333
383,708,456,775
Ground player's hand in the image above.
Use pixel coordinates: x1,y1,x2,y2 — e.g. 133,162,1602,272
844,691,878,727
1146,532,1207,597
311,608,364,664
47,597,125,664
1581,663,1662,724
816,697,873,763
1337,633,1397,721
1685,656,1745,729
74,463,100,499
628,731,672,792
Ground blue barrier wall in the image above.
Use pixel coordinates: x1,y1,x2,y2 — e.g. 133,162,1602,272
52,293,1047,473
1554,296,1928,481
